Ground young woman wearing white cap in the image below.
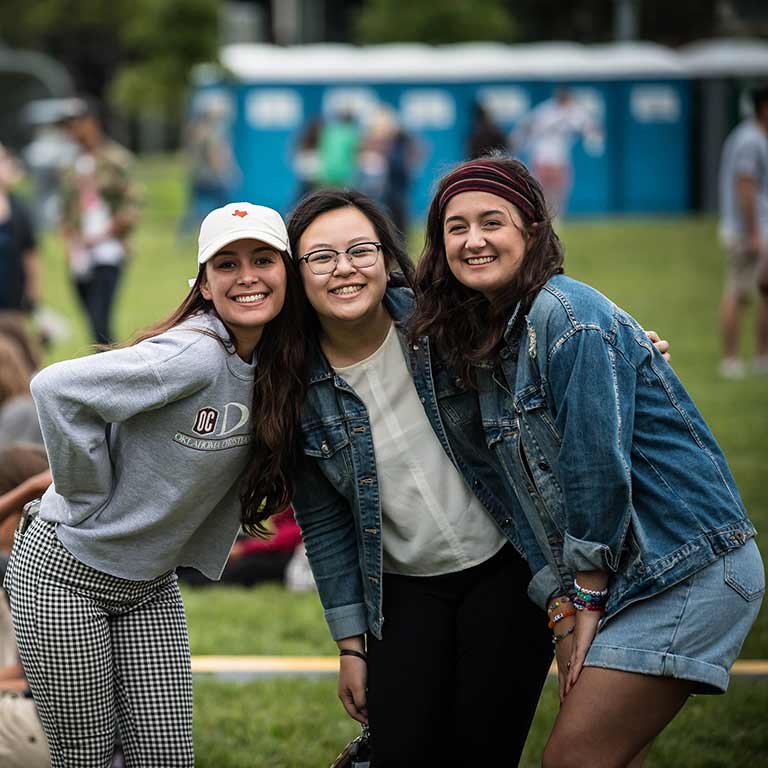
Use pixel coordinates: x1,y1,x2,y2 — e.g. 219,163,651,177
4,202,306,767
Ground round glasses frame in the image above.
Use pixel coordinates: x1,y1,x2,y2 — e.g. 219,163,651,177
299,241,382,275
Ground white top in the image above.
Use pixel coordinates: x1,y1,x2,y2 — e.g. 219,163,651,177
333,323,506,576
718,120,768,244
517,97,600,167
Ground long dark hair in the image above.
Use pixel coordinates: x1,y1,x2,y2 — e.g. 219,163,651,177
410,156,564,385
287,188,415,332
128,252,307,536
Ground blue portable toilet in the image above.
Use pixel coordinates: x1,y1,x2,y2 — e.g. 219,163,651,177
190,42,692,221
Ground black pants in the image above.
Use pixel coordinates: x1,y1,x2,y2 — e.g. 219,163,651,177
367,545,552,767
75,264,122,345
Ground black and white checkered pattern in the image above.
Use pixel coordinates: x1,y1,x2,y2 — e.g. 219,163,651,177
6,518,194,767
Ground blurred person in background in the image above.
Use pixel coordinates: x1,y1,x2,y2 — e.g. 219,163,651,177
59,97,141,345
0,145,40,322
22,99,82,231
717,84,768,379
318,110,361,187
511,88,603,220
0,444,51,768
178,506,303,587
0,316,41,373
293,116,324,202
0,336,42,447
466,100,507,160
180,96,240,233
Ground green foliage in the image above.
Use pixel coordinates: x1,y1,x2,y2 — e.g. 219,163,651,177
356,0,517,44
0,0,219,120
112,0,220,115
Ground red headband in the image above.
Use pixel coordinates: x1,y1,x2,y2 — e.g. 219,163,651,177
438,161,538,222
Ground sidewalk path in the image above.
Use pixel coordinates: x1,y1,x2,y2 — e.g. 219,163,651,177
191,656,768,681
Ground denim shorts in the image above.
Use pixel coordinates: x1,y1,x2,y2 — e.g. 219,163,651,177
585,538,765,693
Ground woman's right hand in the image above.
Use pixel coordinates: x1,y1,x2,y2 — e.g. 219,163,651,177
338,655,369,725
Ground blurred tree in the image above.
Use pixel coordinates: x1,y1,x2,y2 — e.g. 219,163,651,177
0,0,219,122
356,0,517,44
504,0,720,44
110,0,220,117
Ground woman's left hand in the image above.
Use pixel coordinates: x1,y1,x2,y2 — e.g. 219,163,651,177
646,330,671,362
564,609,601,696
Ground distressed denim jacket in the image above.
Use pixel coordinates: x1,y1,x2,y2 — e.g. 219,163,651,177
292,286,549,641
477,274,756,623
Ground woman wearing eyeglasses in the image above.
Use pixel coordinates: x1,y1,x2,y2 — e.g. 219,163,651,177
267,188,672,767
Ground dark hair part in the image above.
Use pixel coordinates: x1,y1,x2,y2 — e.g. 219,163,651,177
126,251,307,536
410,155,564,385
287,187,415,300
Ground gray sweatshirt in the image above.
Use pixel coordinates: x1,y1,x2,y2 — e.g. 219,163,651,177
31,312,255,580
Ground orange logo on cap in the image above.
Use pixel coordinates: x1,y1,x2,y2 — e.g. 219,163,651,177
232,209,248,217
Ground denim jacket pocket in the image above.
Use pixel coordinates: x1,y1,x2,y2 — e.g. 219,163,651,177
302,421,350,459
724,540,765,602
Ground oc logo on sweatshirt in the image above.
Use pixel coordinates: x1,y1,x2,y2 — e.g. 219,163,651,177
192,403,250,437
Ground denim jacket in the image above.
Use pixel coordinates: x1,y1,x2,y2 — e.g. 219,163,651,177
477,274,756,624
292,286,550,641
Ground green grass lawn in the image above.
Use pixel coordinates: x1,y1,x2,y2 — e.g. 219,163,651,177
36,156,767,765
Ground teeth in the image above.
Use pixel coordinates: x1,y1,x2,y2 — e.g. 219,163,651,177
234,294,267,303
466,256,495,265
331,285,364,296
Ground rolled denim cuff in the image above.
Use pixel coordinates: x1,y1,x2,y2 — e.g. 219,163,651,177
324,602,369,641
563,532,616,572
527,564,566,610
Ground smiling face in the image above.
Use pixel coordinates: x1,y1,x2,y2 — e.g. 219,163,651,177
200,238,287,359
443,190,528,299
298,206,388,327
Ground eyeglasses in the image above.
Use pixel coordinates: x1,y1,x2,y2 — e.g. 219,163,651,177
299,242,382,275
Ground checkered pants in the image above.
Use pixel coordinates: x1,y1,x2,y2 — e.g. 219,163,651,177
5,517,194,768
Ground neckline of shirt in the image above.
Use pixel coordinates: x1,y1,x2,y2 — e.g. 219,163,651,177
332,321,396,373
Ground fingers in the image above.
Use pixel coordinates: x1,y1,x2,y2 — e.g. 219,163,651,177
565,648,585,695
646,330,660,343
338,659,369,725
339,691,368,725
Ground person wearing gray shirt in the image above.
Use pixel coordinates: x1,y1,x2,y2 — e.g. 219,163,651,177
717,84,768,378
4,202,307,767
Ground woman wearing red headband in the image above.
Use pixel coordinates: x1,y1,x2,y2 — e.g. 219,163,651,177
411,156,763,767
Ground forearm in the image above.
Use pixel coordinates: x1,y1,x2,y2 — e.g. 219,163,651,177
336,635,366,653
23,250,41,307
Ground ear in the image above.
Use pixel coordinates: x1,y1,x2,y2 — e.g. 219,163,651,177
199,270,212,301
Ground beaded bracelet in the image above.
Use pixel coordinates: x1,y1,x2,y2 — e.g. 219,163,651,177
573,579,608,598
547,607,577,630
552,626,575,645
547,596,572,616
573,578,608,612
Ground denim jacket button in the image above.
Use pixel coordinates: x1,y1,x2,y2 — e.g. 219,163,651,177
412,344,419,351
320,441,330,455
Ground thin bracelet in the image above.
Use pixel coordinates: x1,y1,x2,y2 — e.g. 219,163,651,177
552,626,575,645
339,649,368,662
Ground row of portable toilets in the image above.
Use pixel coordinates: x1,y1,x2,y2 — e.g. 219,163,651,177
191,39,768,219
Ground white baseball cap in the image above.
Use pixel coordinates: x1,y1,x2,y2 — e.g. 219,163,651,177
197,202,290,265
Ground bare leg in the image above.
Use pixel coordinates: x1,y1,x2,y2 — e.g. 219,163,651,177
626,742,652,768
541,667,695,768
720,291,743,360
755,296,768,358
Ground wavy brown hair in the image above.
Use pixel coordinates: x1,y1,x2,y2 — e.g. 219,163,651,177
411,156,564,385
125,251,306,536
